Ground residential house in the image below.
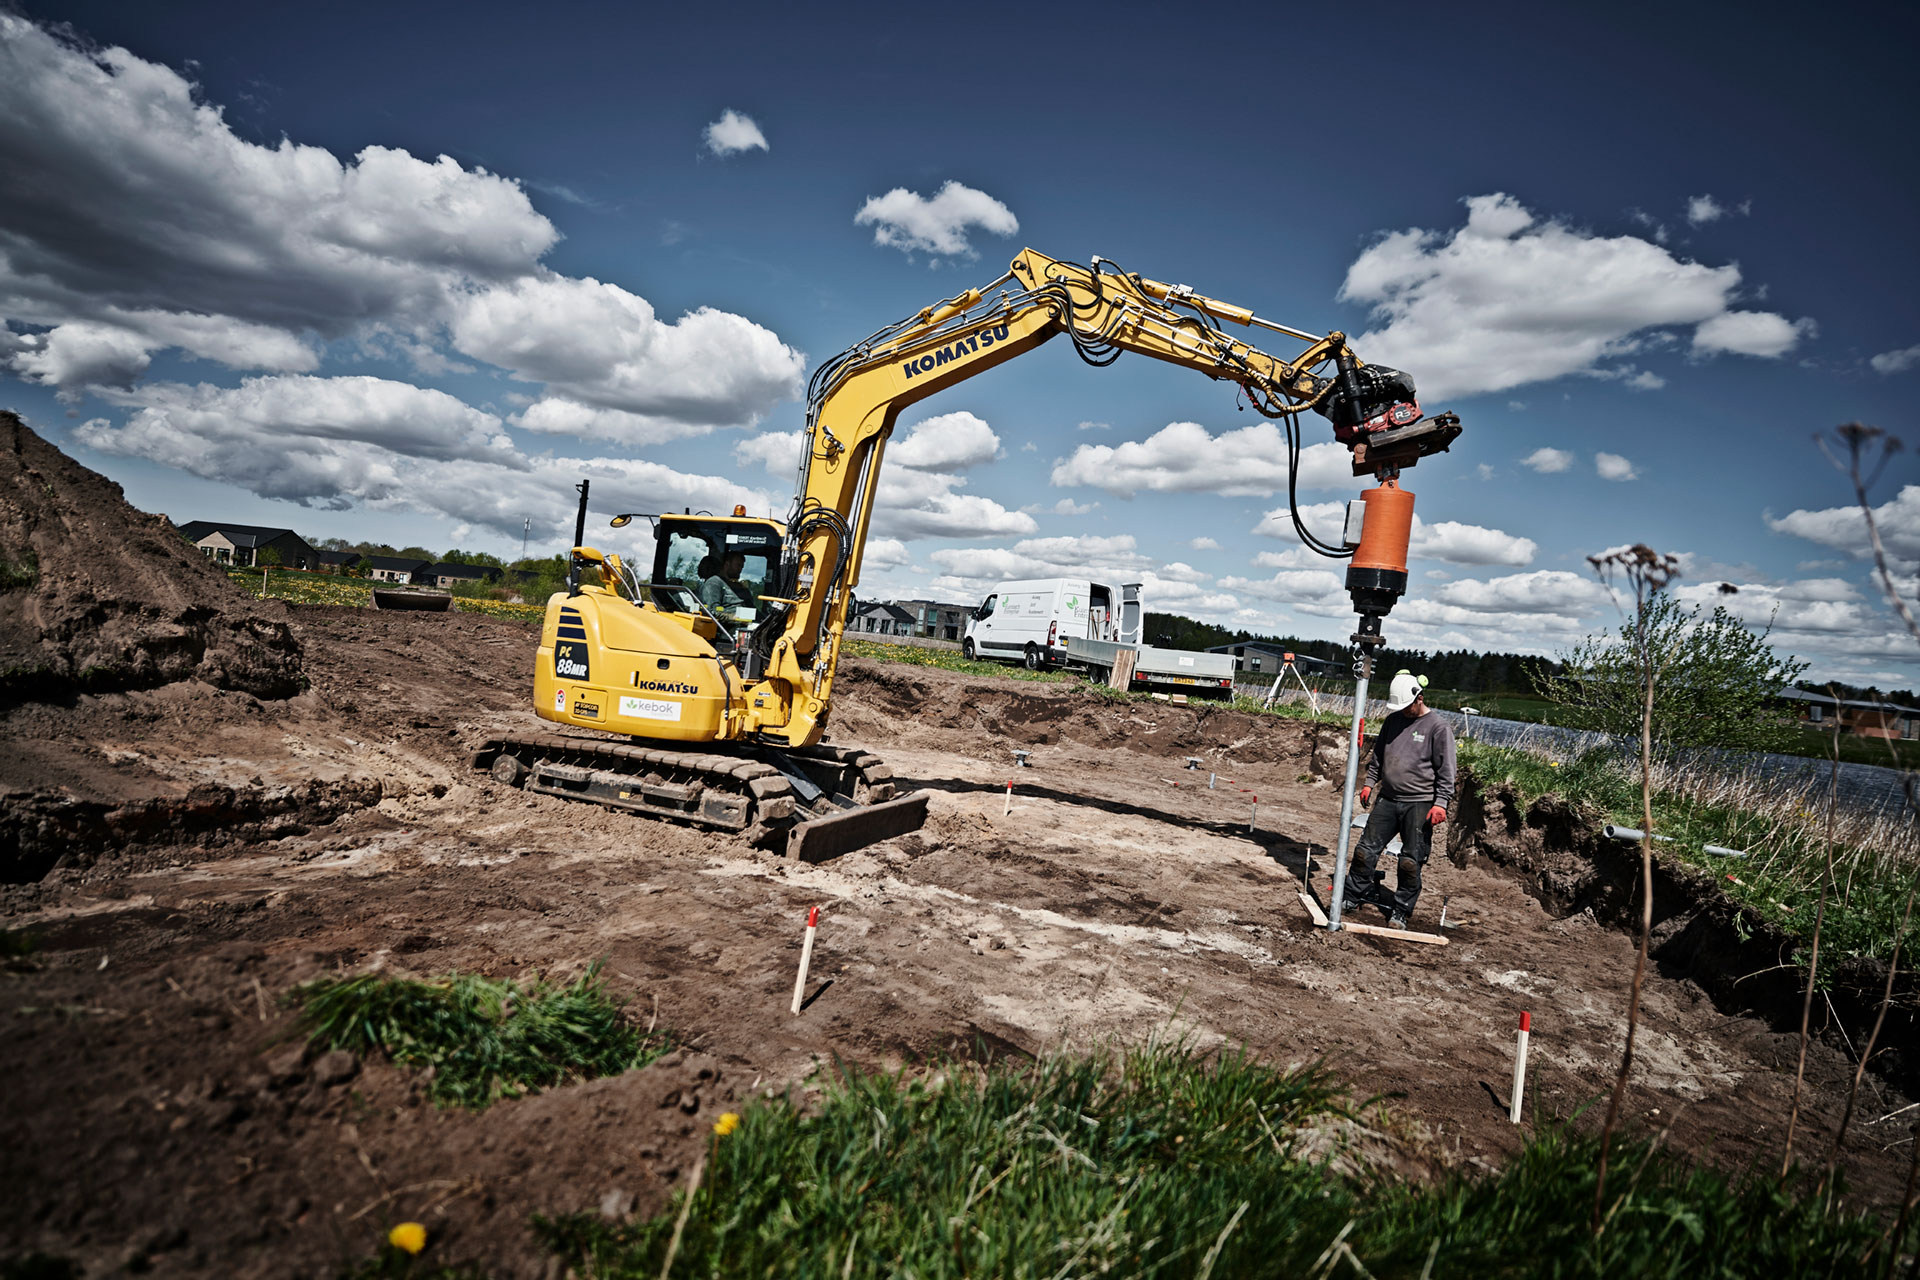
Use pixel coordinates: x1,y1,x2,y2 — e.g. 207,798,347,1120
895,599,973,642
426,562,503,590
1780,688,1920,740
362,555,433,585
314,549,360,574
176,521,318,570
851,601,915,636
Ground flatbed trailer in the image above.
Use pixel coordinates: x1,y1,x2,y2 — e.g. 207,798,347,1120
1062,635,1238,698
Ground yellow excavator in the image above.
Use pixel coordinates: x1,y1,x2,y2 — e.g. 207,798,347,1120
472,248,1462,861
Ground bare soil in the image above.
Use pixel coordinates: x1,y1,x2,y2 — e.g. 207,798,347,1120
2,421,1914,1277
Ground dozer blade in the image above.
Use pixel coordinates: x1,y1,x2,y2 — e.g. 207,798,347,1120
787,790,930,864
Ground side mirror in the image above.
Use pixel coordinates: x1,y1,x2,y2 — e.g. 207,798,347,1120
609,514,633,528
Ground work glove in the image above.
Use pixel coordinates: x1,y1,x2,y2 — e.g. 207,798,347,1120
1358,785,1372,807
1427,805,1448,826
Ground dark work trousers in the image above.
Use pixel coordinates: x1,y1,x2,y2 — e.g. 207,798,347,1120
1343,796,1433,918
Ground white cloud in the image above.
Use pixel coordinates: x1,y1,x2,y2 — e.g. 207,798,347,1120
1431,570,1613,616
449,275,803,426
513,398,722,446
1623,369,1666,391
1692,311,1816,358
0,15,804,455
927,537,1235,613
1595,451,1638,482
1154,561,1209,584
703,110,768,156
733,411,1033,541
862,537,910,570
0,16,559,391
1522,447,1575,473
1409,519,1537,566
1686,195,1726,225
1673,579,1873,637
1870,344,1920,375
1338,193,1810,400
1053,423,1352,498
853,181,1018,257
1475,462,1496,480
1217,569,1345,607
1252,500,1346,541
73,376,772,539
1052,497,1098,516
887,410,1000,470
1189,536,1221,551
1769,485,1920,566
1251,547,1323,570
1077,420,1110,431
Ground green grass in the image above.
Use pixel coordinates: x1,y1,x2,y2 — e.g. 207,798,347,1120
1462,740,1920,981
1426,689,1583,726
288,962,671,1109
1787,725,1920,770
224,567,544,620
534,1041,1894,1279
841,636,1071,683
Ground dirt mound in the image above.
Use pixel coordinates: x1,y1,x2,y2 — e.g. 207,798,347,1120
0,412,302,703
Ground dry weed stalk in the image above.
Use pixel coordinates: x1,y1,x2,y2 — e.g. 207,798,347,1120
1590,543,1679,1235
1782,710,1843,1177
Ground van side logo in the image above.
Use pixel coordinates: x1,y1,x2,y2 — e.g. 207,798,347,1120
901,324,1011,380
554,641,590,682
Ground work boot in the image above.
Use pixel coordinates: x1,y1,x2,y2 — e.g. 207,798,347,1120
1388,911,1409,930
1340,897,1364,915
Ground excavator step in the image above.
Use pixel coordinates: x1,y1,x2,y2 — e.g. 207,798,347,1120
786,790,931,864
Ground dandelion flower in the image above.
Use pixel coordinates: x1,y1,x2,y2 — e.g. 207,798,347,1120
389,1222,427,1255
713,1111,741,1137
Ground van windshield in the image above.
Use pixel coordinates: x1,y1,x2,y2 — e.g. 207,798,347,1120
977,594,996,620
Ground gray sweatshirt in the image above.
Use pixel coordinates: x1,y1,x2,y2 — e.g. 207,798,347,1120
1364,708,1456,807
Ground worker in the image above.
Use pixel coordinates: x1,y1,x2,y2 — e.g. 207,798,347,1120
1342,670,1456,929
701,549,757,616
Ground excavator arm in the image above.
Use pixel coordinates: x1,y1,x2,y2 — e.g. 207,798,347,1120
751,248,1460,744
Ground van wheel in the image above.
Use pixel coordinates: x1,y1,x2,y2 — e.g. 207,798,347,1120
1023,644,1041,670
962,638,976,660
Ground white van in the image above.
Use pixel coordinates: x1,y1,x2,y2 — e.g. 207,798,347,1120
962,578,1123,669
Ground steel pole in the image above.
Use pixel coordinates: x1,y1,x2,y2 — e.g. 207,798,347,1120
1326,653,1373,932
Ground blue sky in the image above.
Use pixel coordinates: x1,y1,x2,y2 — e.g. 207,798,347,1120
3,1,1917,681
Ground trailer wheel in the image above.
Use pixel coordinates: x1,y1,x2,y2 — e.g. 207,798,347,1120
1023,643,1041,670
962,638,976,660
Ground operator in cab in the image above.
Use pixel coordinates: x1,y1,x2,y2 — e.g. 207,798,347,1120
1341,670,1456,930
701,550,758,618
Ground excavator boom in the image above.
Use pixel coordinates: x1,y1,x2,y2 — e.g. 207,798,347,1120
476,249,1462,859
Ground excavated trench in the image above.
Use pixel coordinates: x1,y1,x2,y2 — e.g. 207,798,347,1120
1455,769,1920,1095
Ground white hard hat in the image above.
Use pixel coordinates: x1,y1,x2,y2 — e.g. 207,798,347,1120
1385,669,1428,712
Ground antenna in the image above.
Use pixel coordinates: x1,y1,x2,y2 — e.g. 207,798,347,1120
519,516,530,563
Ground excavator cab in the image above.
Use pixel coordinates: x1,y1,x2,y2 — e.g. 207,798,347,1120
647,511,784,642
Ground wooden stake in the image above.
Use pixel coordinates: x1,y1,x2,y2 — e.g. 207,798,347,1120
1003,781,1012,816
1297,891,1329,927
1338,919,1449,946
790,905,819,1015
1248,795,1258,832
1510,1011,1532,1123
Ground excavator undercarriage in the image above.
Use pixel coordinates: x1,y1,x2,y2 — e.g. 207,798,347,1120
471,733,929,863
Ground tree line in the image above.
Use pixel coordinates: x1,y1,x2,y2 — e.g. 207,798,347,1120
1143,610,1564,695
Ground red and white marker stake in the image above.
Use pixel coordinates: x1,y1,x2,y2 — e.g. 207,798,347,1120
790,905,819,1016
1509,1011,1531,1123
1249,795,1258,832
1004,780,1013,816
